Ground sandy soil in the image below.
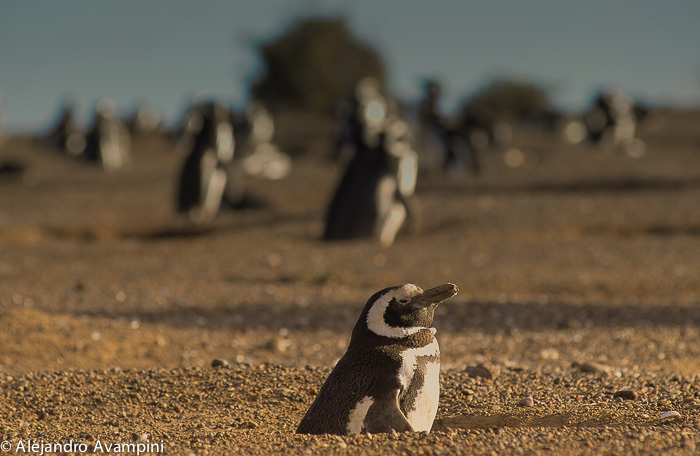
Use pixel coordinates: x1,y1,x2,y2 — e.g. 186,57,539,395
1,111,700,454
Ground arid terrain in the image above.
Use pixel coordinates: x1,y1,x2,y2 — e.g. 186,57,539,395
1,110,700,454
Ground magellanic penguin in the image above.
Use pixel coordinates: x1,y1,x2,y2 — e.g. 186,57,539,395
296,283,459,435
323,77,421,247
176,101,238,223
83,99,131,171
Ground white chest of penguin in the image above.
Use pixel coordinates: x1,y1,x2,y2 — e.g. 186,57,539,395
397,338,441,431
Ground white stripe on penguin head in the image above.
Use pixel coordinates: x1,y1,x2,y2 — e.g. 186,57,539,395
366,284,426,338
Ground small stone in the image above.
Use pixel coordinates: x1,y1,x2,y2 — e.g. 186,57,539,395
274,388,293,398
613,390,638,400
660,410,681,420
518,396,534,407
267,336,291,353
574,361,609,374
466,363,493,380
132,432,149,442
211,359,229,369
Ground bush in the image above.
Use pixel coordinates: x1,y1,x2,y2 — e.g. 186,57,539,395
459,79,554,123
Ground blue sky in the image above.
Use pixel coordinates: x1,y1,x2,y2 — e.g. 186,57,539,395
1,0,699,132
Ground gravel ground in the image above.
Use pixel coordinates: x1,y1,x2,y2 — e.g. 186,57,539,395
1,112,700,454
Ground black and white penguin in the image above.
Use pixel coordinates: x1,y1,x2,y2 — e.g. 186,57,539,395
83,99,131,171
44,98,86,156
323,81,420,247
176,101,240,223
296,283,459,435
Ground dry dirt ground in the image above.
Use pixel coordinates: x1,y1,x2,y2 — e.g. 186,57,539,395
1,110,700,455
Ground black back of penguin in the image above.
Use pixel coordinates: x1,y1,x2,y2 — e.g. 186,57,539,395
296,283,458,435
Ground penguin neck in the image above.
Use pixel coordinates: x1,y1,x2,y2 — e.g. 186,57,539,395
352,324,436,349
399,327,437,348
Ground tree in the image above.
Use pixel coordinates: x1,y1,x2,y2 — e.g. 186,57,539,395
249,17,386,112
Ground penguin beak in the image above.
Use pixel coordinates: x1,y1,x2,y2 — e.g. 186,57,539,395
415,283,459,307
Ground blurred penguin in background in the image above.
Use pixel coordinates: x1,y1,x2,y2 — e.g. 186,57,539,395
332,84,369,164
324,78,420,247
585,89,635,146
83,99,131,171
559,87,647,157
123,104,161,136
414,79,479,175
176,101,243,223
44,98,86,157
235,101,291,181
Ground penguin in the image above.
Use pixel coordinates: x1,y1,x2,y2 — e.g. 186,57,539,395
176,101,239,222
83,99,131,171
44,99,85,156
323,77,421,247
323,116,420,247
296,282,459,435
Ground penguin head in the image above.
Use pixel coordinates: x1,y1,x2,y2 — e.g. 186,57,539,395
360,283,458,339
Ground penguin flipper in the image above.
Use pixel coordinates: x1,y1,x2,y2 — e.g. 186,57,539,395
364,390,414,434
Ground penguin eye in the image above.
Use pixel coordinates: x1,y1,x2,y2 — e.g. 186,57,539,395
398,298,410,304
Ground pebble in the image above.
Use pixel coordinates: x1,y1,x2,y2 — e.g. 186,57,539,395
274,388,294,398
242,420,259,429
573,361,609,374
267,336,292,353
136,433,149,443
211,359,230,369
612,390,638,400
660,411,681,420
518,396,534,407
466,364,493,380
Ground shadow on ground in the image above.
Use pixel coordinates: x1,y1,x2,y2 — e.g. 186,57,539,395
50,297,700,334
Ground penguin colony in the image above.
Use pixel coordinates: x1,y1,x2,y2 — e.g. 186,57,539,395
296,283,459,435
